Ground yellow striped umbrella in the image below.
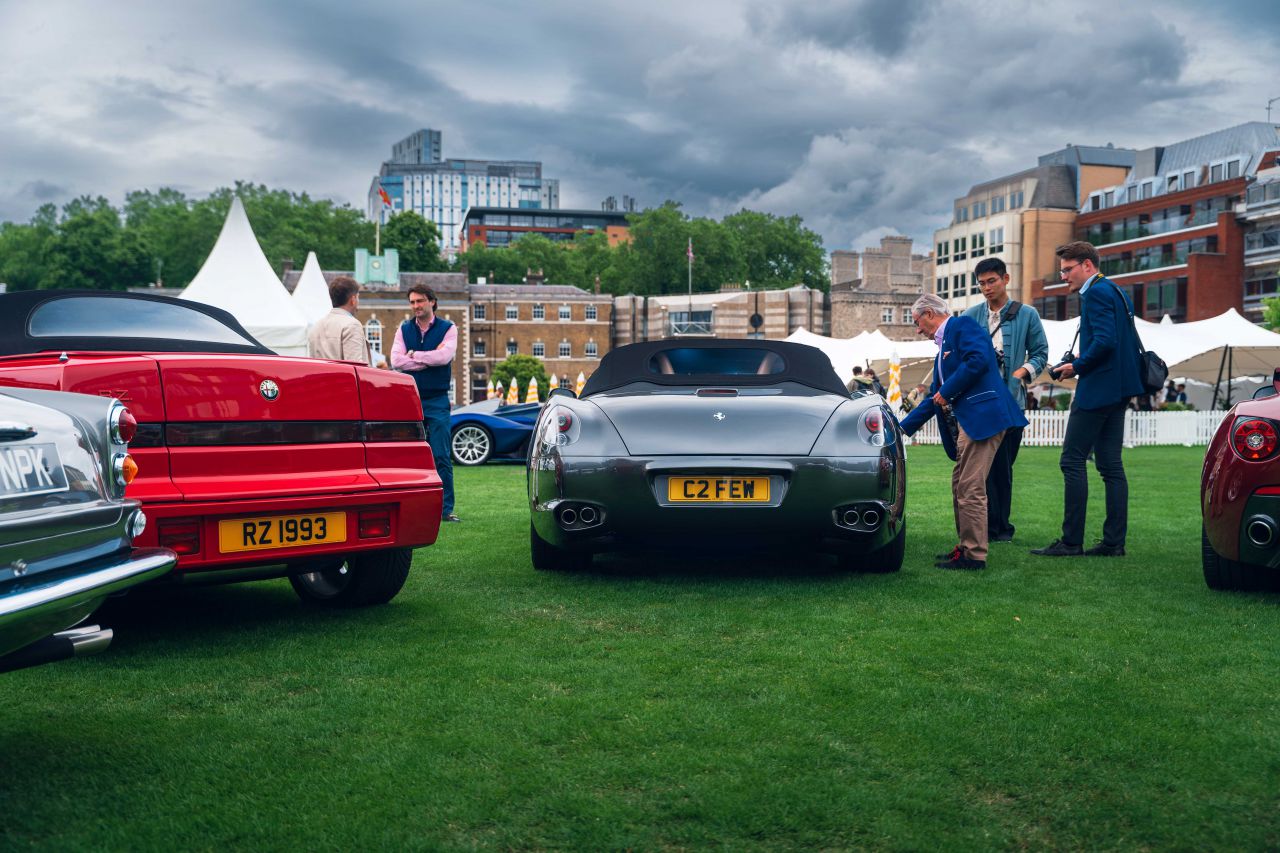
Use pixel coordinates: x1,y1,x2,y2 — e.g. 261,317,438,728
549,373,559,389
506,381,519,405
887,352,902,412
486,379,496,399
526,376,540,404
575,371,587,396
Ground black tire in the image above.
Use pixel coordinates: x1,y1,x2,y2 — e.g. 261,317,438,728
1202,525,1257,591
289,548,412,606
839,521,905,573
530,523,592,572
452,424,494,466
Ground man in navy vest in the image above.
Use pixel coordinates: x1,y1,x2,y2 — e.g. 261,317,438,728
1031,241,1144,558
391,284,459,522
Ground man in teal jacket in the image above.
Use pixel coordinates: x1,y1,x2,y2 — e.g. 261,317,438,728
963,257,1048,542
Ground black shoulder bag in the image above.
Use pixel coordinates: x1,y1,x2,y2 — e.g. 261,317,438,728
1123,293,1168,395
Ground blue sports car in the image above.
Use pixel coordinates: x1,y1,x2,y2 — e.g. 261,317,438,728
450,398,542,465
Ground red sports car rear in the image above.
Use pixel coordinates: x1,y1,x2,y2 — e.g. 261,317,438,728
0,290,442,606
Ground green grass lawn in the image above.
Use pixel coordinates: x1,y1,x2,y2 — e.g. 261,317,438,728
3,446,1279,851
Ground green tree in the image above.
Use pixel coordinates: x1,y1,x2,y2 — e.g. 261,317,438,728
1263,297,1280,331
41,196,150,290
0,205,58,291
491,353,551,403
722,209,828,291
381,211,445,272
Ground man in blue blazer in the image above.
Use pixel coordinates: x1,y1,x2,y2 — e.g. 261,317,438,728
1032,241,1144,558
900,293,1029,570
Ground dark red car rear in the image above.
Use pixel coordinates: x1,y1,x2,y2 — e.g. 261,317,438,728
1201,369,1280,590
0,290,441,606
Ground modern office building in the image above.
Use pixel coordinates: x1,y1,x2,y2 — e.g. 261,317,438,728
1241,152,1280,322
830,236,934,340
612,285,826,345
933,145,1136,313
460,207,632,250
368,129,561,256
1031,122,1280,323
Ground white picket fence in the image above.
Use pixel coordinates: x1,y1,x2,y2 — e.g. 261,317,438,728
908,410,1224,447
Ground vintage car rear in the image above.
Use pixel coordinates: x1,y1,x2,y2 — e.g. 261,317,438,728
0,389,175,672
0,291,442,607
527,340,906,572
1201,369,1280,590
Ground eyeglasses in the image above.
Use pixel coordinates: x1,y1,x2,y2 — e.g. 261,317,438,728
1059,262,1084,278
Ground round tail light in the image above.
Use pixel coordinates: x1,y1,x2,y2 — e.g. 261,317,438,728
1232,417,1278,461
557,411,574,432
113,453,139,486
110,405,138,445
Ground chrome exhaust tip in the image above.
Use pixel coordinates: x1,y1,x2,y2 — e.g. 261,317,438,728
59,625,114,657
862,509,880,528
579,506,598,524
842,509,860,527
559,507,578,527
1247,516,1276,547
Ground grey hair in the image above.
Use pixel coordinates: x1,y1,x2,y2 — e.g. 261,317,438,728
911,293,948,319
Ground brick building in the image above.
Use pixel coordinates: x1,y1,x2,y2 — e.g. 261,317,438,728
829,235,933,340
1030,123,1280,323
612,285,826,345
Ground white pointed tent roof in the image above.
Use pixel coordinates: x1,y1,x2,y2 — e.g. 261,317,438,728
292,251,332,325
180,197,309,356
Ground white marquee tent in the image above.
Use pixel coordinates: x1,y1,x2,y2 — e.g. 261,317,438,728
180,197,309,356
291,251,332,327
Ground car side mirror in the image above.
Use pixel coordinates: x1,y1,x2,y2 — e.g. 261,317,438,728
549,387,577,400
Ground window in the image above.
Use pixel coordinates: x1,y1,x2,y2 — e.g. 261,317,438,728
936,240,949,262
972,201,986,219
365,317,382,355
952,274,965,295
956,206,969,223
532,341,545,358
881,307,894,323
1183,171,1195,190
585,341,598,358
901,307,912,324
559,304,572,320
506,340,517,356
953,236,967,261
1140,181,1153,200
473,303,486,320
669,310,713,336
532,303,545,320
1009,190,1024,209
1105,190,1115,207
505,304,518,320
972,232,986,257
1211,163,1224,183
992,195,1005,214
648,347,784,376
1168,174,1179,192
936,276,948,296
474,339,486,357
1227,159,1241,180
585,304,598,321
989,227,1004,253
559,341,571,357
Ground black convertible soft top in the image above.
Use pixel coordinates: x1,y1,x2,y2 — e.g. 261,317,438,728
0,290,274,356
581,338,848,397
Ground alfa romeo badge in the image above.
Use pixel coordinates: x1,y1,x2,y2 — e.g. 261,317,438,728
259,379,280,401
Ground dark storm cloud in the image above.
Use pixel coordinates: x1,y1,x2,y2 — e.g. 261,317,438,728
1,0,1273,251
747,0,928,56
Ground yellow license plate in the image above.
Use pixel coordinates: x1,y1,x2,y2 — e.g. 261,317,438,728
218,512,347,553
668,477,770,502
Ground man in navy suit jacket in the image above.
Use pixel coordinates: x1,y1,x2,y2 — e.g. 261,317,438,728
1032,241,1144,558
900,293,1028,570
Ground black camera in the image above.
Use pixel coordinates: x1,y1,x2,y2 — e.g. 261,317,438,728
1048,350,1076,381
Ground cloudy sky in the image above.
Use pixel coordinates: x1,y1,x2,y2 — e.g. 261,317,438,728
2,0,1277,252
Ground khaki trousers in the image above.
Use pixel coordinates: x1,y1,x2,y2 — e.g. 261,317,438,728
952,425,1005,562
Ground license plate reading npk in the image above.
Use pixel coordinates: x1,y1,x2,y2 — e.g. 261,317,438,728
668,476,770,503
0,443,69,498
218,512,347,553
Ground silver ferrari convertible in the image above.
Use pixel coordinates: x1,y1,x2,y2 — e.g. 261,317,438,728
527,339,906,572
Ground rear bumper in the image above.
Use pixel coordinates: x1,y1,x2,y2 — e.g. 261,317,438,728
529,453,905,555
0,547,176,658
133,486,443,571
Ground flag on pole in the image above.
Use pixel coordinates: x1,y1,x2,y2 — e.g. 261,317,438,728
687,238,694,262
377,184,393,207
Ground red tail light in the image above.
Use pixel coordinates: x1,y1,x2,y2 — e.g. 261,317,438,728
110,405,138,444
862,409,882,433
358,510,391,539
159,519,201,556
557,411,574,432
1232,417,1279,461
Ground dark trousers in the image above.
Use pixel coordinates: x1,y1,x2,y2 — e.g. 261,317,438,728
421,393,454,516
986,426,1023,538
1060,401,1128,547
